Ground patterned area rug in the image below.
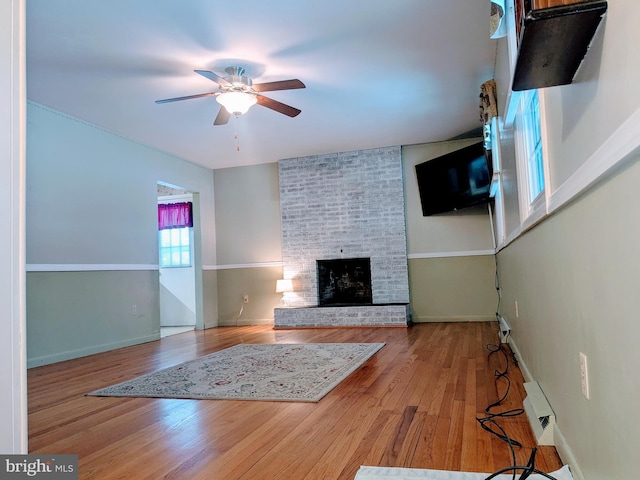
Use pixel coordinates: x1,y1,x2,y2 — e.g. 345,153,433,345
88,343,384,402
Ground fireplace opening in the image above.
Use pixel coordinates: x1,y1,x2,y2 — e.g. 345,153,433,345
317,258,372,307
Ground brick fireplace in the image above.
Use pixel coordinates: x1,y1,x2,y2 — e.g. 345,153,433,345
274,146,411,327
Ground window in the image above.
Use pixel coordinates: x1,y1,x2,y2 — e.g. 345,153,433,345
521,90,544,202
514,89,547,225
159,227,191,267
158,201,193,268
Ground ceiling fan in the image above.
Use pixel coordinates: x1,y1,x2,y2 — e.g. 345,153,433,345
155,66,306,125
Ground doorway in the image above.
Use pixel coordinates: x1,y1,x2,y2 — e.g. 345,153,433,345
157,184,204,337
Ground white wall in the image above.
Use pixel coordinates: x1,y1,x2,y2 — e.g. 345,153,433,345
0,0,27,454
214,163,282,266
27,103,216,266
542,5,640,189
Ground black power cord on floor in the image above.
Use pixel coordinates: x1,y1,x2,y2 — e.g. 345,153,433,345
477,343,561,480
494,251,502,324
483,448,561,480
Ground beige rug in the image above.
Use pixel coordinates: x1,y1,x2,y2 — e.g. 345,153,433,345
88,342,384,402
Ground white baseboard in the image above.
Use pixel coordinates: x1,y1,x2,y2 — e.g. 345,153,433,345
217,318,275,327
506,336,583,480
411,315,495,323
553,424,585,480
27,333,160,368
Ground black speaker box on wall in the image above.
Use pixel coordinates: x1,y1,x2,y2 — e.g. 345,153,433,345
512,0,608,91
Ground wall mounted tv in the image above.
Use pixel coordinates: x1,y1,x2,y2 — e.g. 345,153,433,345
415,142,492,216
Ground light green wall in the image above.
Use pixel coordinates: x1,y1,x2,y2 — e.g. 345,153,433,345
202,270,219,329
210,143,497,325
403,140,496,322
212,163,283,324
493,1,640,478
26,102,218,364
497,156,640,480
27,270,159,367
216,267,283,326
408,256,496,323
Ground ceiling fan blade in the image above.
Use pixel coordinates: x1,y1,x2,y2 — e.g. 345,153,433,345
213,107,231,126
256,95,301,117
252,79,306,92
194,69,231,86
155,92,217,104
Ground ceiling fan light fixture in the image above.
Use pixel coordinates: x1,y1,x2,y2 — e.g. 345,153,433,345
216,91,257,116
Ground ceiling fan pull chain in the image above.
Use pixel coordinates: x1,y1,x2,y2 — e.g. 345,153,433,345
234,115,240,152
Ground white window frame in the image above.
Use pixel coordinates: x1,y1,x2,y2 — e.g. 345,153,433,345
488,117,506,249
513,88,549,230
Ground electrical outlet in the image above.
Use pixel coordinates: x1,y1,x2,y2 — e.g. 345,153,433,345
243,294,249,303
580,352,590,399
132,305,137,316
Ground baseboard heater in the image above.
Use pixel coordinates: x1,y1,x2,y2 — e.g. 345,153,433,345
523,381,556,446
498,316,510,343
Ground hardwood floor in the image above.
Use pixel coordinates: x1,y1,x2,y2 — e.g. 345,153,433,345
28,322,563,479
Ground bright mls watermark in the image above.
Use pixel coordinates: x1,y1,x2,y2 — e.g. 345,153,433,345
1,455,77,479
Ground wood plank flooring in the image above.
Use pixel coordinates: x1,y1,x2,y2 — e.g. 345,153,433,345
28,322,563,479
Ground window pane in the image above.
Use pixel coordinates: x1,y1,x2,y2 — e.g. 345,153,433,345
530,145,544,201
158,226,192,267
521,90,545,204
160,230,171,247
160,251,171,267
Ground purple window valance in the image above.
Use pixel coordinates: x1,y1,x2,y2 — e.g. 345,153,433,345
158,202,193,230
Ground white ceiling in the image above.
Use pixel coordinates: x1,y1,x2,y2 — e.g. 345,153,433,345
26,0,497,170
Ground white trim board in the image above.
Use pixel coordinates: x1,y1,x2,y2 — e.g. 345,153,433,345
497,108,640,252
205,262,283,270
408,250,495,259
26,264,159,272
211,252,496,271
548,108,640,214
26,253,499,273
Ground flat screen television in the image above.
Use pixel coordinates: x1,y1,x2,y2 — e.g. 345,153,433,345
415,142,492,216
